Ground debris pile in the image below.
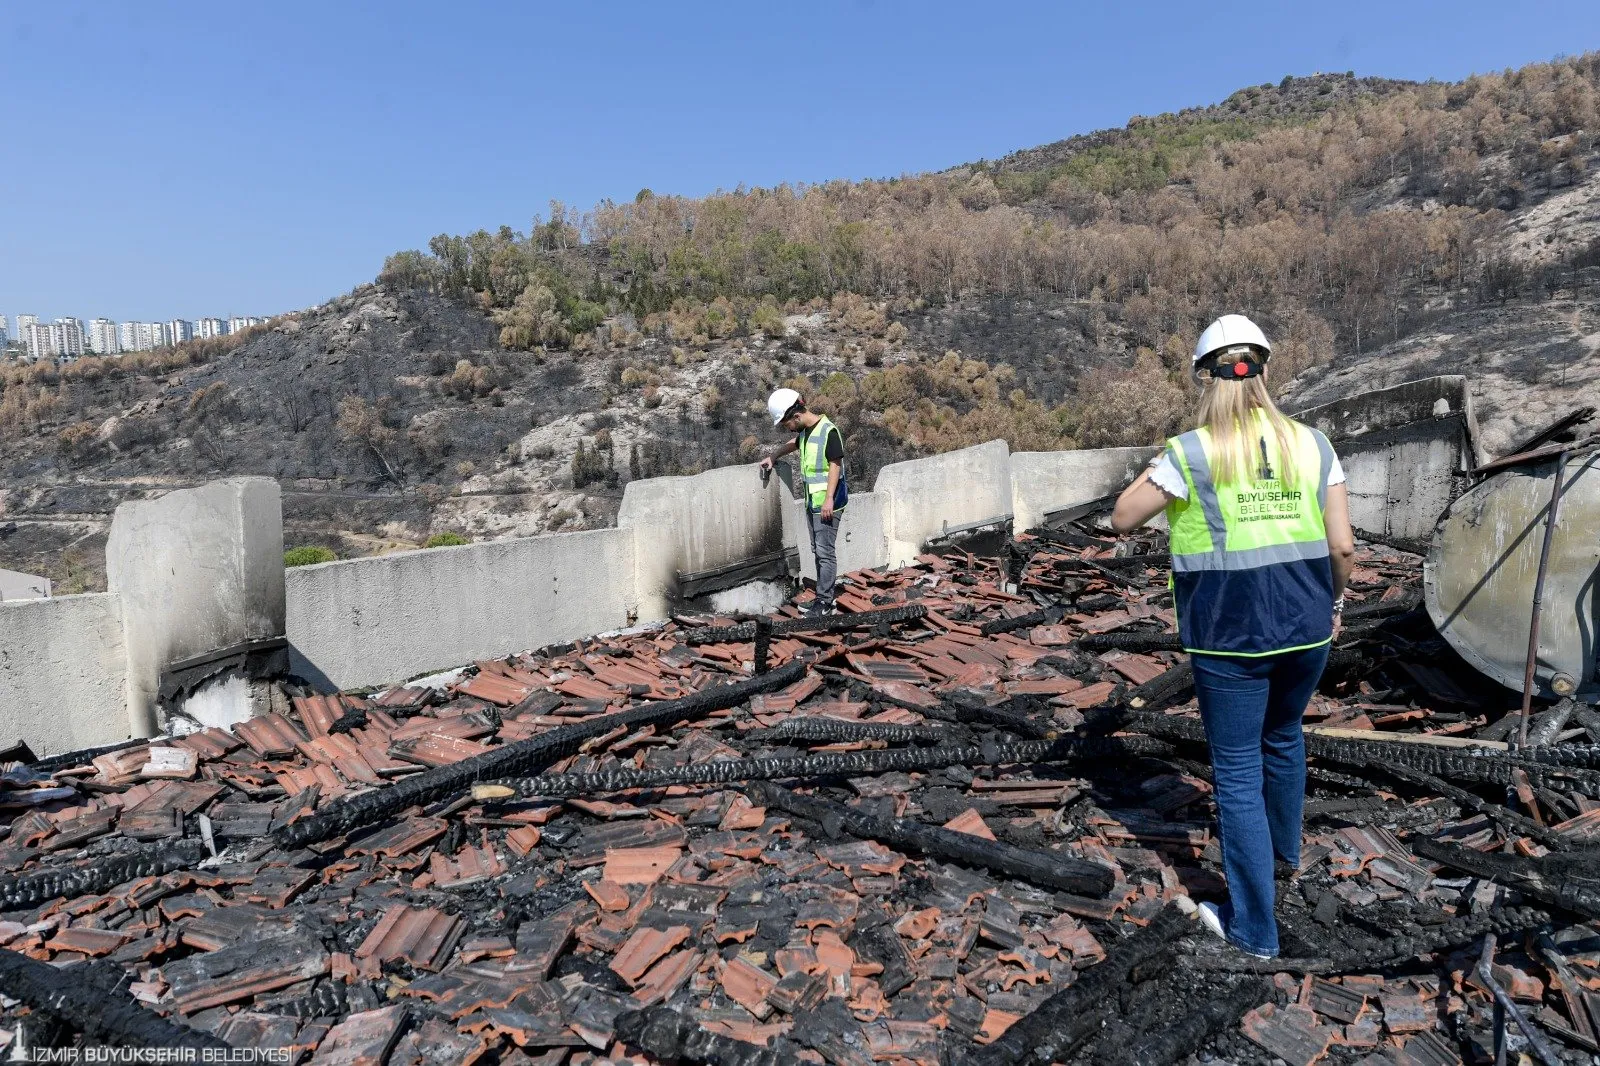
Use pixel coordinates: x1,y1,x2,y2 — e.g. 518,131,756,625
3,521,1599,1066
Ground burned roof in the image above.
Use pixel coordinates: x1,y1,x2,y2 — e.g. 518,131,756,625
1,520,1596,1066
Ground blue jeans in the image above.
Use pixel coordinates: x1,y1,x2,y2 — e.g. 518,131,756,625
1191,643,1330,956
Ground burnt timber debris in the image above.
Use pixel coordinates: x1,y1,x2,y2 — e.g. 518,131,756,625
9,503,1600,1065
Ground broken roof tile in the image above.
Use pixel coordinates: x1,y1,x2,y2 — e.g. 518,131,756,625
355,905,464,972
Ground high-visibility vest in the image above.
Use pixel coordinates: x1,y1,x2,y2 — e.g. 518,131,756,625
1163,412,1337,657
799,415,845,512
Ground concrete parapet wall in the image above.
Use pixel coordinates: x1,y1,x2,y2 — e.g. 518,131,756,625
0,594,130,757
618,464,785,621
286,528,638,691
873,440,1013,567
1294,377,1481,541
1293,375,1480,462
785,491,891,583
106,477,285,735
1010,447,1152,532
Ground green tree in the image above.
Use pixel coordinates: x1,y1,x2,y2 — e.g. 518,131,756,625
494,284,571,350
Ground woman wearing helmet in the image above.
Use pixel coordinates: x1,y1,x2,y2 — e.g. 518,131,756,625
1111,314,1357,959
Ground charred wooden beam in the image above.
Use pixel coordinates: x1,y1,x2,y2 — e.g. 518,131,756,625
1094,976,1270,1066
0,948,228,1050
1188,905,1551,974
616,1006,795,1066
1128,711,1600,793
272,658,811,851
1077,632,1183,653
752,717,954,746
1371,761,1576,850
967,905,1193,1066
1410,838,1600,920
0,839,206,911
748,781,1116,898
682,603,929,645
473,735,1173,802
979,609,1052,637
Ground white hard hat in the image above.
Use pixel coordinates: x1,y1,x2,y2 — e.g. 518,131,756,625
1193,314,1271,365
767,387,802,426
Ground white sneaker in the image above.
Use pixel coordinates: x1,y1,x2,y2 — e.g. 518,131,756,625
1196,901,1272,960
1197,901,1227,942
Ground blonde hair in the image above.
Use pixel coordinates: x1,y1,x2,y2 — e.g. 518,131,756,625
1195,375,1300,487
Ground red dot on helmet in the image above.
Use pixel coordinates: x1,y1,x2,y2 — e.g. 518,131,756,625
1234,361,1249,376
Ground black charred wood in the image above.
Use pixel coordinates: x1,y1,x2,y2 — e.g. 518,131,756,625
753,717,953,746
682,604,928,645
1076,632,1183,653
1351,527,1429,556
979,610,1050,636
0,948,228,1050
1188,905,1551,974
0,839,206,911
933,693,1055,739
325,705,370,736
1410,838,1600,920
1340,592,1423,621
1123,663,1194,713
1527,700,1578,747
1128,711,1600,793
1370,761,1575,850
616,1006,796,1066
968,905,1193,1066
1569,703,1600,743
273,658,810,850
751,781,1115,898
753,619,773,675
1096,976,1270,1066
481,736,1171,801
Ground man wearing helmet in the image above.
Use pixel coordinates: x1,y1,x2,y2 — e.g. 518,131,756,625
760,388,848,614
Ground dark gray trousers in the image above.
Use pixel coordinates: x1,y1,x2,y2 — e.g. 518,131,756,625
807,510,838,606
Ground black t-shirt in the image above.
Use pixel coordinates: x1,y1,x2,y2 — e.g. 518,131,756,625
797,425,844,464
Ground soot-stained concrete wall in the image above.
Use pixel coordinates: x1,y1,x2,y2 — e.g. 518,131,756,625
1294,377,1481,541
1010,447,1152,532
286,527,638,691
0,593,130,757
873,441,1013,567
784,491,891,584
106,478,285,736
618,463,785,622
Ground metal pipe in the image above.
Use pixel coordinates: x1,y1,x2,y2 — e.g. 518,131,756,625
1518,451,1569,750
1477,933,1561,1066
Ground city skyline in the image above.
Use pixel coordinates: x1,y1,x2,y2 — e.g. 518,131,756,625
2,310,270,360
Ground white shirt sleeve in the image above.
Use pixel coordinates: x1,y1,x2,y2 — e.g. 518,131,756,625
1147,445,1345,498
1147,452,1188,500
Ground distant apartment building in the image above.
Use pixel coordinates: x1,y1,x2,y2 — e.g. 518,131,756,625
89,318,120,355
21,319,84,361
0,315,8,346
116,321,168,352
14,314,38,356
168,319,194,345
195,317,227,339
227,315,264,334
23,323,51,359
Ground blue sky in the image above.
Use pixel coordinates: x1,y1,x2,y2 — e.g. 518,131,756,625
4,0,1598,323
